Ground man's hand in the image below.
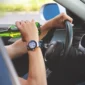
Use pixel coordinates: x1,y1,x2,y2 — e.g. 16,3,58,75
6,20,39,59
50,13,73,28
39,13,73,39
16,20,39,43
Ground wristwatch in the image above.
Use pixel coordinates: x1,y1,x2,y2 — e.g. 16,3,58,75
27,40,40,51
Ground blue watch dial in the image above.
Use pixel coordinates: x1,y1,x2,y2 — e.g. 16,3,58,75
29,41,36,49
27,40,37,50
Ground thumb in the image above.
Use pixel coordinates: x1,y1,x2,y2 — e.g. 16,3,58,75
16,21,22,30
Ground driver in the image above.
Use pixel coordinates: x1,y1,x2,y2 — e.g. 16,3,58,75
6,13,72,59
5,13,72,85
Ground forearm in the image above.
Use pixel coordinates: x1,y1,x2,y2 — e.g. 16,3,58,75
5,45,15,59
5,20,52,59
5,44,22,59
5,39,27,59
39,13,73,40
27,48,47,85
39,20,52,40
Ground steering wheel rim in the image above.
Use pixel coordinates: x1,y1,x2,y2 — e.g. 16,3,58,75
63,21,73,57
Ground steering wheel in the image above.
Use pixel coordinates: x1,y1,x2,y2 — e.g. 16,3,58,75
45,20,73,64
63,21,73,57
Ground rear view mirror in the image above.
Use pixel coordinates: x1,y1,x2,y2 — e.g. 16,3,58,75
40,3,60,20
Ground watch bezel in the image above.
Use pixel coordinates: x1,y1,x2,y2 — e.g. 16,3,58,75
27,40,38,50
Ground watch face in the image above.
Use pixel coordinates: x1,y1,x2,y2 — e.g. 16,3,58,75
29,41,37,49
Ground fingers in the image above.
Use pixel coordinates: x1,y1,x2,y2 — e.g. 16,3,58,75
16,21,26,31
31,19,34,23
15,19,39,42
60,13,73,23
51,13,73,28
16,20,35,31
31,19,36,26
25,20,30,24
22,19,35,25
21,20,26,27
16,21,21,29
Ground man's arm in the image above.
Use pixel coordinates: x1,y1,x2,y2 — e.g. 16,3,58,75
16,20,47,85
27,48,47,85
5,39,27,59
40,13,73,40
5,13,73,59
18,47,47,85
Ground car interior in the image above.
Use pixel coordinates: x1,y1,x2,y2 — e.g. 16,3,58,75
0,0,85,85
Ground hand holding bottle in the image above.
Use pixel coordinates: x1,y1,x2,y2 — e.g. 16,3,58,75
16,20,39,43
0,22,40,38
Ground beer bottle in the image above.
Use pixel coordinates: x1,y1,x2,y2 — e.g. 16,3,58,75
0,22,41,38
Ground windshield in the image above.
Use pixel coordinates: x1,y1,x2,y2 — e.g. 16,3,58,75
80,0,85,4
0,0,52,25
54,0,85,21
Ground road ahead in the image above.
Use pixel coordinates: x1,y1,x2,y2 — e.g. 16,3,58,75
0,12,46,25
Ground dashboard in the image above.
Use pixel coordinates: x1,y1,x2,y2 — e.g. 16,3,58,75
48,9,85,54
50,29,66,44
50,23,85,49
